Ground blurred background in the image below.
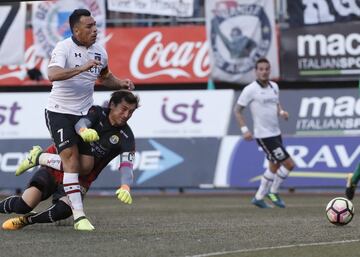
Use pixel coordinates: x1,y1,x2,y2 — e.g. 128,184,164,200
0,0,359,194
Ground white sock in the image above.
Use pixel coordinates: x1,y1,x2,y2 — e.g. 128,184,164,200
255,169,275,200
63,172,84,220
270,166,290,194
39,153,62,170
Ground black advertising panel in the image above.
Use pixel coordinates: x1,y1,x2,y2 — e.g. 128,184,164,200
280,21,360,81
287,0,360,27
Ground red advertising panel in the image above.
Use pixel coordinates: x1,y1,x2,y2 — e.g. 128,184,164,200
0,26,209,86
107,26,209,84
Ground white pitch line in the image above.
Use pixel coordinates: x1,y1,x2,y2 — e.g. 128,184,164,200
185,239,360,257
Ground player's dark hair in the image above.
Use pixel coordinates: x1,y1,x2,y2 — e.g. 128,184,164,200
109,90,140,109
255,57,270,69
69,9,91,33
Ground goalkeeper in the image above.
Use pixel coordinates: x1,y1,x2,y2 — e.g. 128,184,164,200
0,90,139,230
345,163,360,200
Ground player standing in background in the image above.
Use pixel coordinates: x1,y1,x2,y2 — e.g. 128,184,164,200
16,9,134,231
345,163,360,200
234,58,295,208
2,90,138,230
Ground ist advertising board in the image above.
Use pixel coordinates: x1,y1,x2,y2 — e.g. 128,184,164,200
0,90,234,139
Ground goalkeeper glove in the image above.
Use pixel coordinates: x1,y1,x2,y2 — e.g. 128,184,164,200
116,185,132,204
79,128,99,142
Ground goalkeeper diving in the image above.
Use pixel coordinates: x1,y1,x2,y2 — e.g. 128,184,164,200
0,90,139,230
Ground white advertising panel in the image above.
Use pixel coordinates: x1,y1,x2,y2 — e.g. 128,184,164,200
94,90,235,138
0,93,49,139
0,90,234,139
107,0,194,17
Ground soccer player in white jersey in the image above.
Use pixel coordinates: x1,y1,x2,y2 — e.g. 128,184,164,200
16,9,134,230
234,58,295,208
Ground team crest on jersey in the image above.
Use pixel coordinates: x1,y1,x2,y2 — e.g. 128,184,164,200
210,1,272,74
109,135,120,144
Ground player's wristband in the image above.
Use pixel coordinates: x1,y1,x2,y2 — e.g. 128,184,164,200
279,110,285,115
241,126,249,134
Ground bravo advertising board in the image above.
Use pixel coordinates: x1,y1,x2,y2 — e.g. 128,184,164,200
215,136,359,188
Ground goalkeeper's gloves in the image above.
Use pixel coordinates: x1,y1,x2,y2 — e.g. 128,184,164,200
79,128,99,142
116,185,132,204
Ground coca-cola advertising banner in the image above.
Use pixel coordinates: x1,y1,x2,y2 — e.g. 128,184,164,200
0,26,209,86
106,26,209,84
280,22,360,81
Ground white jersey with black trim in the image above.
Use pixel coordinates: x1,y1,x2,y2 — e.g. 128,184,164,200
237,80,281,138
47,37,108,115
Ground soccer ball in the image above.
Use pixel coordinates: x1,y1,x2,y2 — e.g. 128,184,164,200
325,197,354,226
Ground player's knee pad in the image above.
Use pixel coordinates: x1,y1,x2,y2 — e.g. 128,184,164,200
13,197,33,214
51,200,73,221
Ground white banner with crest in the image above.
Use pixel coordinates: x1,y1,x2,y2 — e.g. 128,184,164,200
0,3,26,65
107,0,194,17
31,0,106,58
206,0,279,84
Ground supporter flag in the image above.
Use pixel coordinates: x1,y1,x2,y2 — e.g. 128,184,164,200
0,3,26,65
31,0,106,58
205,0,279,84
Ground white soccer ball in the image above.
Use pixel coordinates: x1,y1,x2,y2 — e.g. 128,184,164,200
326,197,354,226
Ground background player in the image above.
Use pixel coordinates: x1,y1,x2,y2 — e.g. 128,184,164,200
234,58,295,208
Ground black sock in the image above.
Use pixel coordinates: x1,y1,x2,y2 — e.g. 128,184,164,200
0,196,33,214
27,201,72,224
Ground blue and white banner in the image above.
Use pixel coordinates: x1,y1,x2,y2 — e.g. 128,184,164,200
0,3,26,65
107,0,194,17
215,136,360,188
31,0,106,58
205,0,279,84
0,138,220,189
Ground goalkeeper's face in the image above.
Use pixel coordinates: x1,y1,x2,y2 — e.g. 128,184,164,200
108,100,137,127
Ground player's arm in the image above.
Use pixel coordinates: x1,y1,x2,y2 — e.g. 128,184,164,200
98,66,135,90
115,151,135,204
74,106,100,142
48,60,101,81
233,104,253,140
277,103,289,120
47,41,101,81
